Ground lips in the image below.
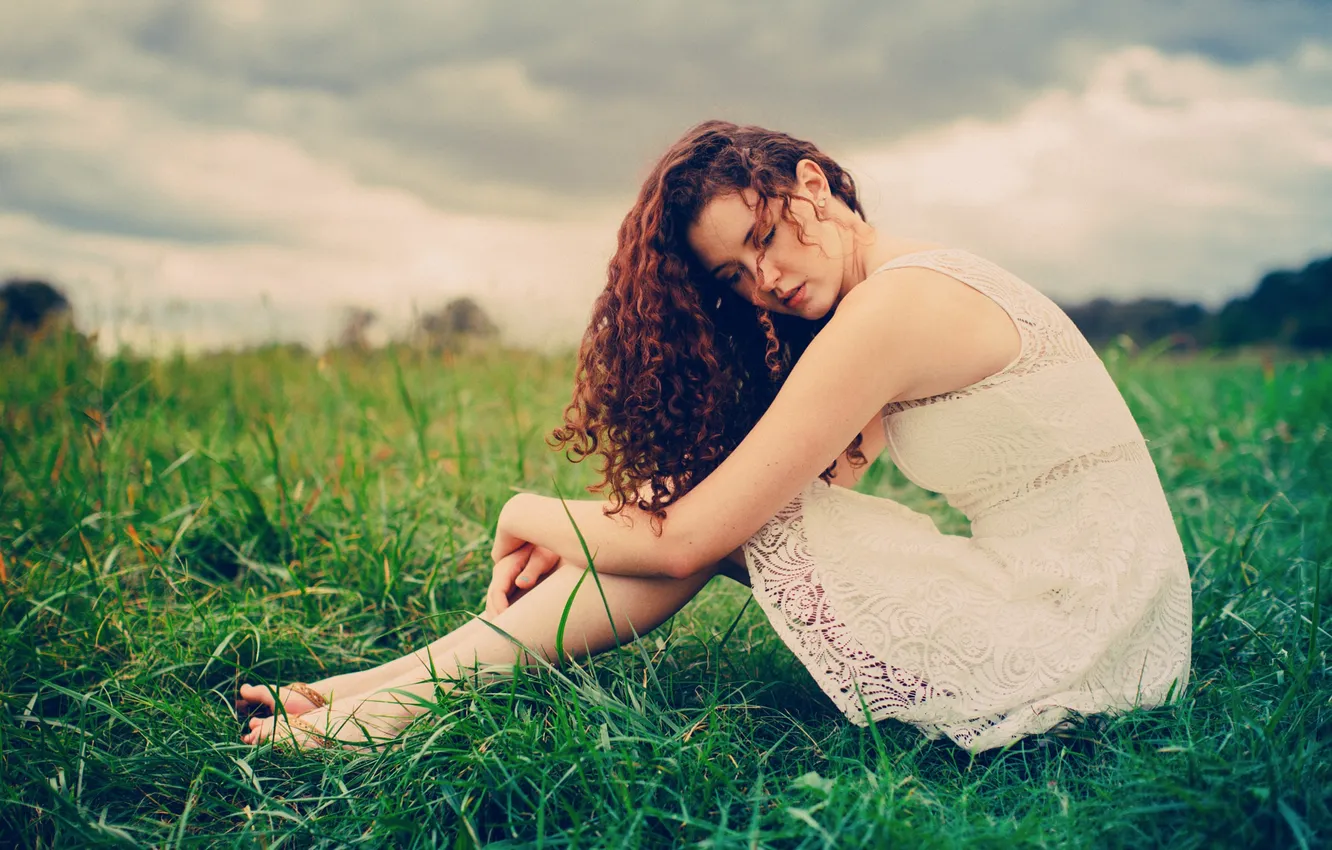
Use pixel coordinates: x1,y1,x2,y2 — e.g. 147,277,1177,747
780,283,806,309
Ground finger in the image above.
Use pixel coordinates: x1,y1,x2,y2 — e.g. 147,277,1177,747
487,545,530,594
485,579,511,617
490,528,527,563
486,545,531,610
515,546,560,590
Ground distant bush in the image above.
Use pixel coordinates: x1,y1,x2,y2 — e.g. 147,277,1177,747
409,296,499,354
1,278,73,350
336,306,378,351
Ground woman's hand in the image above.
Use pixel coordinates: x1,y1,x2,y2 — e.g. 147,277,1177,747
486,496,554,617
484,541,564,618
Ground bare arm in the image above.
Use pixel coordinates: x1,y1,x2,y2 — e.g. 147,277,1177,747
825,413,888,489
497,266,1017,577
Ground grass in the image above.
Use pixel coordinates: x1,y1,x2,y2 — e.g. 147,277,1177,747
1,334,1328,848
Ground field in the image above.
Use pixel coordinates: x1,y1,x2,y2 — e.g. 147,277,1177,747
1,335,1328,848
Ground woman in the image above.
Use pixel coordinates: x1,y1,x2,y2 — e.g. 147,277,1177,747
239,120,1192,752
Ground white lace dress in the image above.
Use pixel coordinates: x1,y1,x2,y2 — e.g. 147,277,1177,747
741,248,1193,752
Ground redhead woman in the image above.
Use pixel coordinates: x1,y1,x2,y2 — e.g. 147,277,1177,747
239,120,1192,752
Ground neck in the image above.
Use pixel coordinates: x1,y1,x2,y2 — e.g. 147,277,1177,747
838,212,941,297
839,217,887,296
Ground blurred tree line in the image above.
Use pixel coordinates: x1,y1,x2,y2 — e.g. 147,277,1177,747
4,252,1329,354
1062,253,1332,350
0,279,499,356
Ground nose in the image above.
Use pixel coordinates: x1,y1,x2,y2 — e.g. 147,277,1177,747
755,255,780,292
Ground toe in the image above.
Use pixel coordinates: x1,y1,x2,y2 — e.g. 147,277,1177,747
252,718,274,743
238,682,323,716
238,683,274,709
241,717,273,745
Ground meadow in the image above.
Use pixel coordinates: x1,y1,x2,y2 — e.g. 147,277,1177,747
1,334,1328,848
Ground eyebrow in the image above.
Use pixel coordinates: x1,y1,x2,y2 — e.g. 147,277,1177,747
709,223,755,277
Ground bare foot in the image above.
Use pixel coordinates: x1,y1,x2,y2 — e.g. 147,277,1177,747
235,682,328,720
240,704,405,751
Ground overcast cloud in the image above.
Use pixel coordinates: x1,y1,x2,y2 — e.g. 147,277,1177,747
0,0,1328,350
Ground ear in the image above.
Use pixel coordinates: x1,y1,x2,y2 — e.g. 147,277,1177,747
793,159,830,203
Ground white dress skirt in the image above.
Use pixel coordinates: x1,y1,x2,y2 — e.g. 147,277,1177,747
741,249,1194,752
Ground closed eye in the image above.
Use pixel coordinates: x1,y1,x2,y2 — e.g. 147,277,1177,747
713,223,773,288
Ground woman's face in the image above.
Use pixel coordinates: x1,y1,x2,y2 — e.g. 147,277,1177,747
687,182,848,320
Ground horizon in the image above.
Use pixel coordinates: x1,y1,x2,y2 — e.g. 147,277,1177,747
8,241,1327,358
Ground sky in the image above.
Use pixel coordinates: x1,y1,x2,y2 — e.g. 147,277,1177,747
1,0,1330,352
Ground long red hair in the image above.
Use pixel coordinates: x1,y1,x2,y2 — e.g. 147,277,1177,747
552,120,868,529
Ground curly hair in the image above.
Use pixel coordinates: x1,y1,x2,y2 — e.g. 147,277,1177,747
551,120,869,530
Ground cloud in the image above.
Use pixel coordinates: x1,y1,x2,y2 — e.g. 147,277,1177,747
847,44,1332,303
2,0,1327,215
0,83,285,243
0,80,615,351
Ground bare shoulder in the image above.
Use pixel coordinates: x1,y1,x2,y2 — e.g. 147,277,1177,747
828,263,1021,402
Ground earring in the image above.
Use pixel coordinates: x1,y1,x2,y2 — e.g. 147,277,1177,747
818,197,827,208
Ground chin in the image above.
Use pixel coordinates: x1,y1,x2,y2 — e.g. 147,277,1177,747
791,304,832,323
809,290,838,320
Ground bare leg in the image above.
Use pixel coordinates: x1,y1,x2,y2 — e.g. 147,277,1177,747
236,630,472,717
245,551,747,747
268,549,748,710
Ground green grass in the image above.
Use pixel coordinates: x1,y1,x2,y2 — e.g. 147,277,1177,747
1,334,1328,848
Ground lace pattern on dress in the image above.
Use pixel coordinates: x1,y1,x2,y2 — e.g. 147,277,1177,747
982,440,1154,514
741,492,944,722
